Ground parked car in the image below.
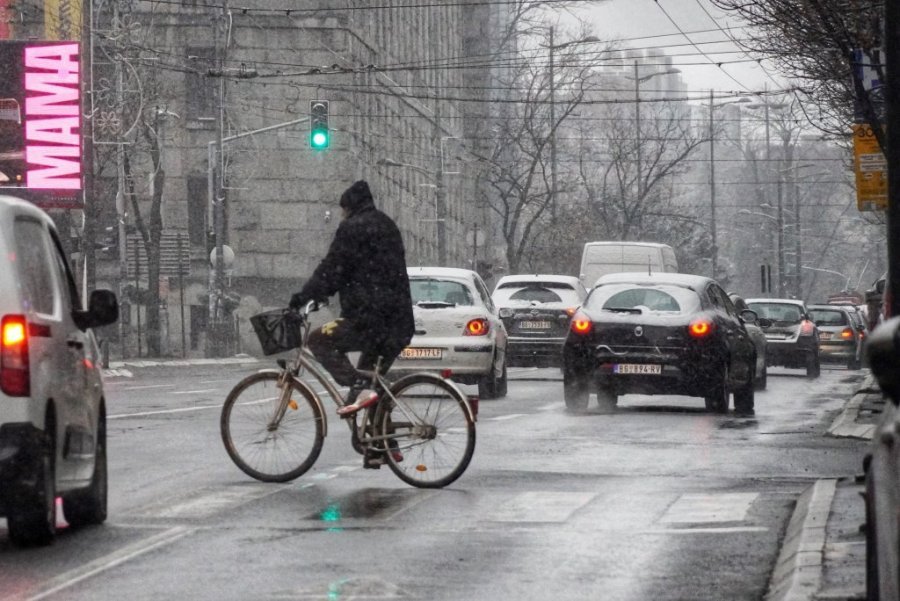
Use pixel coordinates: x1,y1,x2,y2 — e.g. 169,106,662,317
0,195,118,546
395,267,508,399
730,294,770,390
491,274,587,368
808,304,864,370
745,298,820,378
563,273,758,414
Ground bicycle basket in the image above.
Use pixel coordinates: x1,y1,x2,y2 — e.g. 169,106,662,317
250,310,304,355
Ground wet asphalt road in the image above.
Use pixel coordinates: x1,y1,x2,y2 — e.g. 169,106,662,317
0,363,869,601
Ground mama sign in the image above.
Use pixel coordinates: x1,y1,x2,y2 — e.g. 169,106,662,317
0,41,84,208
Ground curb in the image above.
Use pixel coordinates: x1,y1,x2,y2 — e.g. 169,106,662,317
827,390,877,440
766,479,837,601
108,356,261,369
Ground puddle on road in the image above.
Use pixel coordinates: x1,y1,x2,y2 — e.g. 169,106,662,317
306,488,419,521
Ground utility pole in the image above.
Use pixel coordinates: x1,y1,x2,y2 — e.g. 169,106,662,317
634,60,642,199
886,0,900,317
209,1,228,357
113,0,129,359
708,89,717,279
548,27,558,223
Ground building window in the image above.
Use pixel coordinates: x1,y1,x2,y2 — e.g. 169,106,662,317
185,47,217,121
186,176,208,247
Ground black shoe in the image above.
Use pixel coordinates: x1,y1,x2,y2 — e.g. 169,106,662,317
735,409,755,417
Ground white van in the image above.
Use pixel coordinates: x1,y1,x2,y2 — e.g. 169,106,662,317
579,241,678,288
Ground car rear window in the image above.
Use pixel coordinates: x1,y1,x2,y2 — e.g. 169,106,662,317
410,278,473,306
810,309,848,326
493,283,581,306
585,284,700,314
748,303,803,324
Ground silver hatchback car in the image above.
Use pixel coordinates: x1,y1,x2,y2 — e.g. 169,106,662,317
0,195,118,546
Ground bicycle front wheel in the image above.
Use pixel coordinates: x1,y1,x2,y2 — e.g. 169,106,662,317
221,371,325,482
379,374,476,489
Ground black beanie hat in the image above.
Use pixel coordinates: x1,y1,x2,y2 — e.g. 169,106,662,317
339,180,374,211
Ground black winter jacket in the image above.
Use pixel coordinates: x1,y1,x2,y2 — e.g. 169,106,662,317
293,182,415,349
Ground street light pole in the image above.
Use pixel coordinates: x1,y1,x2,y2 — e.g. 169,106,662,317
549,26,557,223
709,89,717,279
634,60,642,199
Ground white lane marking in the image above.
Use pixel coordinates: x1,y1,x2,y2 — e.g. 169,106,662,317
140,486,281,519
643,526,768,534
172,388,218,395
538,402,561,411
102,368,133,378
486,491,596,522
109,404,220,419
120,383,175,391
199,378,236,384
486,413,527,421
18,527,192,601
659,493,758,524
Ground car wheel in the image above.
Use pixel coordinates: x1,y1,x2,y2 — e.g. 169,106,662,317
495,362,508,398
478,357,501,400
806,352,821,378
754,365,768,391
64,410,108,528
596,386,617,413
704,363,729,413
733,377,755,415
7,434,57,547
563,372,589,412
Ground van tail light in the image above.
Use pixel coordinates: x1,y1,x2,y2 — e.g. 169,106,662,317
1,315,29,396
688,318,715,338
570,313,593,335
464,318,490,336
840,327,854,340
799,320,816,336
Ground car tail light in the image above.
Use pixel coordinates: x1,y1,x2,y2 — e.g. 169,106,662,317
840,327,854,340
464,318,490,336
688,318,715,338
799,320,816,336
570,313,592,335
1,315,29,396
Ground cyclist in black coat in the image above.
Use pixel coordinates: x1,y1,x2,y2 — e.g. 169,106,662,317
290,180,415,416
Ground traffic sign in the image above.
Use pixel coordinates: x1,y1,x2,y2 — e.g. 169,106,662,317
852,123,887,211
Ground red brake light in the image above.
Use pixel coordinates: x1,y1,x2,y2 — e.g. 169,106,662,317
799,320,816,336
570,313,592,335
688,318,714,338
465,318,489,336
1,315,29,396
840,327,854,340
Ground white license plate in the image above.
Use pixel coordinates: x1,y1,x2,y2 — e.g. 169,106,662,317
766,334,788,340
614,363,662,375
819,332,832,341
519,321,552,330
400,347,443,360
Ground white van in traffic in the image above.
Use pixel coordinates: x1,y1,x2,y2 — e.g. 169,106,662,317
579,241,678,288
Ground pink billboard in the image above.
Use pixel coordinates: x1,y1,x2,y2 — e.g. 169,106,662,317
0,41,83,208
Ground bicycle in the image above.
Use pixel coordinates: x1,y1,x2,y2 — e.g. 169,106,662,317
220,301,477,489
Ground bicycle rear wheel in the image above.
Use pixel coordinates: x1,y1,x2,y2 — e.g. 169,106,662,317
378,374,476,489
221,371,324,482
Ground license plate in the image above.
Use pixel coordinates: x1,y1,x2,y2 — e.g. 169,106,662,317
819,332,832,341
613,363,662,375
400,347,443,360
766,334,788,340
519,320,552,330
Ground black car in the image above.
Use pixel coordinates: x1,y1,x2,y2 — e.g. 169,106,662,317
563,273,758,414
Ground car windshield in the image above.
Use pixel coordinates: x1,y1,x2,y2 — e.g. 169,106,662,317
584,284,700,314
493,282,581,305
748,302,803,324
410,278,473,306
810,309,848,326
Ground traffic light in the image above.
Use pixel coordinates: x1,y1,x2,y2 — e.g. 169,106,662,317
309,100,330,150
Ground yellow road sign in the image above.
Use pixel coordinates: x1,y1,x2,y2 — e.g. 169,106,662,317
853,124,887,211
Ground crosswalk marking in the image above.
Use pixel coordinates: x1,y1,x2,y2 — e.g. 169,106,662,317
482,491,596,523
659,493,758,524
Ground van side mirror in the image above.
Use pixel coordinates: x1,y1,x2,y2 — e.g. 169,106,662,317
866,316,900,405
73,289,119,331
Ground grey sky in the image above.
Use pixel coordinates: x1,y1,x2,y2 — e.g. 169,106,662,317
562,0,787,96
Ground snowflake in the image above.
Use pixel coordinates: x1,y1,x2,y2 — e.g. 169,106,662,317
95,110,122,136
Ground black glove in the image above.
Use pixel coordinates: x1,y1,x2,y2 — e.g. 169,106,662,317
289,293,307,310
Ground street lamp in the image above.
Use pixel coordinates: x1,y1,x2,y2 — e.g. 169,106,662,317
545,30,601,222
625,61,681,198
377,158,447,266
743,97,789,296
707,94,750,279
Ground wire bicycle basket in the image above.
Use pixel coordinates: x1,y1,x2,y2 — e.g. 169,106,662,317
249,309,304,355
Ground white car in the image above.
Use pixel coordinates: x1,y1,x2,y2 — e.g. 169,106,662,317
0,195,118,546
394,267,508,399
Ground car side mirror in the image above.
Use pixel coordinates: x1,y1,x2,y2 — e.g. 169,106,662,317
866,316,900,405
876,279,886,294
73,289,119,331
739,309,759,324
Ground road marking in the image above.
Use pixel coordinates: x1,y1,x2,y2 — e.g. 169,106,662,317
484,491,595,522
109,404,220,419
659,493,758,524
486,413,527,421
139,485,281,519
643,526,768,534
538,402,560,411
119,383,174,391
172,388,218,395
14,527,192,601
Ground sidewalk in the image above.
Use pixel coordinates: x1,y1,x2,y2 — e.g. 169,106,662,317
767,372,885,601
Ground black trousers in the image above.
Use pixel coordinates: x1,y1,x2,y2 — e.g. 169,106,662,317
307,318,403,387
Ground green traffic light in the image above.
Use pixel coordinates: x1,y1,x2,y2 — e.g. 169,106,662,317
311,129,329,149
